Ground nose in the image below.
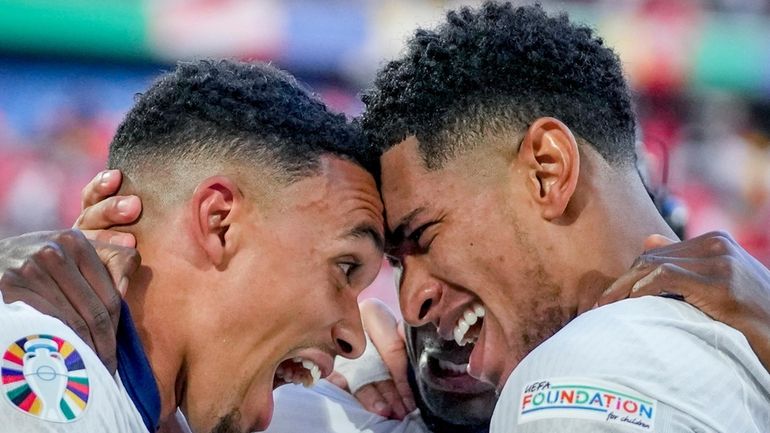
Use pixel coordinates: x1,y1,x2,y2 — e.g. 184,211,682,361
398,256,443,328
333,296,366,359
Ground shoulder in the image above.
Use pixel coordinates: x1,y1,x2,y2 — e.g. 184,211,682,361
516,296,743,377
519,295,770,383
0,301,147,432
490,296,770,433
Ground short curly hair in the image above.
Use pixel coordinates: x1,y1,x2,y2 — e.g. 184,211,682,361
109,59,376,185
361,2,637,169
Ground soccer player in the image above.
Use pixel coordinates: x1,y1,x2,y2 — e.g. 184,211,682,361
362,2,770,431
0,59,386,433
4,3,770,433
6,174,770,433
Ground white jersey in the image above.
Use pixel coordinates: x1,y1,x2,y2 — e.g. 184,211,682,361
490,296,770,433
173,380,429,433
0,295,159,432
266,380,429,433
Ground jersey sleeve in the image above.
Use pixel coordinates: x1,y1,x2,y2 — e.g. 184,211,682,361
490,376,694,433
0,300,148,432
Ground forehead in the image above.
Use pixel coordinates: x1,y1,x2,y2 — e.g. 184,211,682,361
380,137,483,231
380,138,431,226
279,156,384,232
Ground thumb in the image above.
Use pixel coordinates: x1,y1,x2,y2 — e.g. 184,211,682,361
93,243,141,296
643,234,677,251
360,299,416,412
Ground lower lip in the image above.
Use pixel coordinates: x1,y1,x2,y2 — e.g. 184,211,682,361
252,394,274,431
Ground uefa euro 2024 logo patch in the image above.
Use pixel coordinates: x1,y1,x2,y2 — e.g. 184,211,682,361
518,377,656,431
1,335,90,422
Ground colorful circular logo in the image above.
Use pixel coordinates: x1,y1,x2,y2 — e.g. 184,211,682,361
1,335,90,422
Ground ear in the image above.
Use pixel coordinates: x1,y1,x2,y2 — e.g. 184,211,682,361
517,117,580,220
190,176,244,268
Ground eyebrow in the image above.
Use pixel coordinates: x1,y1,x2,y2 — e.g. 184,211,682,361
346,223,385,253
387,207,425,246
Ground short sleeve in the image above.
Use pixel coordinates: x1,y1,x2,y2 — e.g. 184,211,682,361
0,301,148,432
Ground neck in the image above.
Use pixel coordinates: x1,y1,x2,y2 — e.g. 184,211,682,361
124,255,189,421
562,161,678,313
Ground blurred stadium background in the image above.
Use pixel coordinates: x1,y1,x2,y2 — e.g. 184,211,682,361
0,0,769,269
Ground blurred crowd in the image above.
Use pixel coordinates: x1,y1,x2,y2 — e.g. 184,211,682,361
0,0,769,265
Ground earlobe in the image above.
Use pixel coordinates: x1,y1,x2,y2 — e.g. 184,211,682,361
517,117,580,220
191,176,243,268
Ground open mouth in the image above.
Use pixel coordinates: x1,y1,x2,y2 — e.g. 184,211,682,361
437,300,495,384
417,300,493,395
419,346,494,394
273,358,321,388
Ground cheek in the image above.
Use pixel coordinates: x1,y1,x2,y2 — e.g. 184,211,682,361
441,198,516,274
267,246,329,298
291,284,344,326
433,226,508,286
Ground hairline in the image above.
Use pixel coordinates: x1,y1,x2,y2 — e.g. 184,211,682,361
390,107,637,172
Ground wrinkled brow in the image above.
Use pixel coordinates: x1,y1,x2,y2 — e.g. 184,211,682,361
346,223,385,253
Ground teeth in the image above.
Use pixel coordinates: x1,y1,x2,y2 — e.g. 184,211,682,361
463,309,478,325
458,319,470,334
311,365,321,384
474,305,485,317
301,359,321,387
276,357,321,387
437,359,469,374
453,303,485,346
453,326,464,346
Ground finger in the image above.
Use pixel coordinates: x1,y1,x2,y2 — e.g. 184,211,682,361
81,229,136,248
622,263,728,320
74,195,141,231
644,231,738,258
374,380,407,420
360,299,416,412
597,256,723,309
81,170,122,209
325,371,349,391
92,242,141,297
354,384,391,417
13,257,80,318
643,234,676,251
60,233,123,333
625,262,707,298
42,234,119,373
595,257,660,309
0,279,95,353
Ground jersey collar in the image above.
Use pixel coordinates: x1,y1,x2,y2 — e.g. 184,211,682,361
117,301,161,432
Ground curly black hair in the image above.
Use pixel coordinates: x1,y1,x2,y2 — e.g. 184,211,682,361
361,2,637,169
109,59,376,183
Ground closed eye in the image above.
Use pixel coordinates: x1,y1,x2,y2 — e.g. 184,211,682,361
387,220,440,261
407,220,440,251
408,224,429,245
